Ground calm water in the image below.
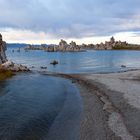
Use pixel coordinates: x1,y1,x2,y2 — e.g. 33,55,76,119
7,48,140,73
0,73,82,140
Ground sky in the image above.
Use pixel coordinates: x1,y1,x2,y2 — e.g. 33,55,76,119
0,0,140,44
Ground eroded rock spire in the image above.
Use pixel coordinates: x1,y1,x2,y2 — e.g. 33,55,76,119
0,34,7,64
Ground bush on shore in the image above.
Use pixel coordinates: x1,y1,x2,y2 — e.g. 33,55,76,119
0,67,14,80
113,45,140,50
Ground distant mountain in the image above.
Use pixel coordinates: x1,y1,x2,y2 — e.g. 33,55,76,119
7,43,29,48
7,43,51,48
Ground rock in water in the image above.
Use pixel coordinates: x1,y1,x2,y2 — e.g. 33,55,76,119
121,65,126,68
40,66,47,69
50,60,59,65
0,34,7,64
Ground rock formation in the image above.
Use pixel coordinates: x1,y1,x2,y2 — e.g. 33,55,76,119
1,61,30,72
44,40,81,52
0,34,7,64
69,41,80,51
59,39,68,51
94,36,128,50
0,34,30,72
24,36,140,51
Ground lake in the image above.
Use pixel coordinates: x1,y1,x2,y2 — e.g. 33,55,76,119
7,47,140,73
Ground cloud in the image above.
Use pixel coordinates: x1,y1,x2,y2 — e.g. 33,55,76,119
0,0,140,39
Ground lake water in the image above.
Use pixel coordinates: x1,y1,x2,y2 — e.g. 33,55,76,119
0,73,82,140
7,47,140,73
1,47,140,140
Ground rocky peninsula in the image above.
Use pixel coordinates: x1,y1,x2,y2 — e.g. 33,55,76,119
25,37,140,52
0,34,30,76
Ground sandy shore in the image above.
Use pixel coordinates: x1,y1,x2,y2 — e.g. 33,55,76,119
44,70,140,140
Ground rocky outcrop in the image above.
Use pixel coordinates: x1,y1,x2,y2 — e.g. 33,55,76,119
25,40,83,52
94,37,128,50
80,44,95,50
69,41,81,51
1,61,30,72
0,34,30,72
59,39,68,51
46,40,81,52
0,34,7,64
24,36,140,51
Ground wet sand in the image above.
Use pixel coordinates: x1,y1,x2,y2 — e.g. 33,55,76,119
45,70,140,140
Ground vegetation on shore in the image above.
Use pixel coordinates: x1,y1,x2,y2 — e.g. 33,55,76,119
0,67,14,80
113,44,140,50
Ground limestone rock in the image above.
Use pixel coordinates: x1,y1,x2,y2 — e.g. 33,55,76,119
0,34,7,64
59,39,68,51
1,61,30,72
94,36,128,50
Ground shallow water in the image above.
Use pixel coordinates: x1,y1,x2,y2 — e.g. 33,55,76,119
0,73,82,140
7,48,140,73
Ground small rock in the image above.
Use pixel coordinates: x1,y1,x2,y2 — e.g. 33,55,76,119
72,80,76,83
40,66,47,69
121,65,126,68
50,60,59,65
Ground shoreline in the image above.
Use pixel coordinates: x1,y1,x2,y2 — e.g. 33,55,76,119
42,70,140,140
1,67,140,139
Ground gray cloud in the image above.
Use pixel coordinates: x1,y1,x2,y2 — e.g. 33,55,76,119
0,0,140,38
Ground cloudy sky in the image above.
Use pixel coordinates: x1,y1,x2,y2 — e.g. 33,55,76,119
0,0,140,44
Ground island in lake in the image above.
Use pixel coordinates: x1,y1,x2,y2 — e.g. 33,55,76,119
24,36,140,52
